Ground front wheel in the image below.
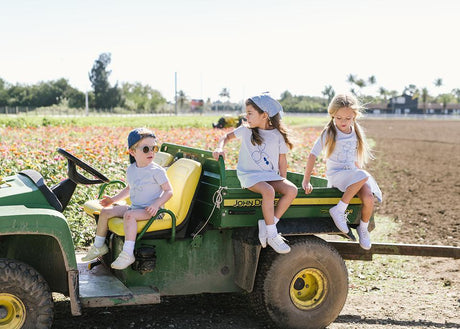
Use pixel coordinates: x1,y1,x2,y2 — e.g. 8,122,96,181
0,259,54,329
249,236,348,329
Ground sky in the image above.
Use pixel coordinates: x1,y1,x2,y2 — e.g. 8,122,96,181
1,0,459,103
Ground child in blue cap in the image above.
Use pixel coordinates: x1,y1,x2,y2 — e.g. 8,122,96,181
213,93,297,253
82,128,173,269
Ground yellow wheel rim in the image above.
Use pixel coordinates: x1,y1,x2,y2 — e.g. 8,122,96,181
0,293,26,329
290,268,327,310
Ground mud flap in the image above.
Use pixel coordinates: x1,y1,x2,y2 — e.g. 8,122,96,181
232,228,261,293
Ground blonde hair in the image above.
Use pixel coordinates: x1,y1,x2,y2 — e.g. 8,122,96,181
246,99,293,149
321,93,373,167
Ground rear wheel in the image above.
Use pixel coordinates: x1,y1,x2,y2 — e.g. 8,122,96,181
249,236,348,329
0,259,54,329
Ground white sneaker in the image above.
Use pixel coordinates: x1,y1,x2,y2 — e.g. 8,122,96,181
329,205,350,233
357,225,372,250
81,244,108,262
111,251,136,270
258,219,267,248
267,234,291,254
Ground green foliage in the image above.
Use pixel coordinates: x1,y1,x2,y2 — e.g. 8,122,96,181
279,90,327,113
121,82,166,112
0,115,219,129
0,78,85,109
0,114,327,129
89,53,122,109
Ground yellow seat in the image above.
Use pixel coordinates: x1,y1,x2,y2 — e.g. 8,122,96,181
107,158,202,236
153,151,174,167
83,152,174,218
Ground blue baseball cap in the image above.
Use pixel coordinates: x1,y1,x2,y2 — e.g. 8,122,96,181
128,128,156,163
249,93,283,117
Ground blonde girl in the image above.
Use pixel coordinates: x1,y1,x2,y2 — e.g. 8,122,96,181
213,94,298,254
302,93,382,249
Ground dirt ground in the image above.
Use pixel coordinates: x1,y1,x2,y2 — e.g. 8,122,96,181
52,119,459,329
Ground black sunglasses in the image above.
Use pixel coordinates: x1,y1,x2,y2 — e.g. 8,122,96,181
138,145,159,153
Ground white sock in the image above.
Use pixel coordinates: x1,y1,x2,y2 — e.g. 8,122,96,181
274,216,280,224
266,224,278,239
94,235,105,248
360,220,369,230
336,201,348,213
122,240,136,256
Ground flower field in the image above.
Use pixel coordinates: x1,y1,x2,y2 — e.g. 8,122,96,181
0,118,325,246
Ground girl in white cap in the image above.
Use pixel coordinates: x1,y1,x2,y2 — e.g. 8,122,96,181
213,93,297,254
302,93,382,250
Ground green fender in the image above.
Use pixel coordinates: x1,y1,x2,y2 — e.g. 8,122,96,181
0,205,77,290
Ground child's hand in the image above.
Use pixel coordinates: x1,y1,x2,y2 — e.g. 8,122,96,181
146,204,159,217
212,148,225,160
302,181,313,194
100,196,114,207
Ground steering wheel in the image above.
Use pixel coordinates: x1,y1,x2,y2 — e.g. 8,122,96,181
57,148,110,184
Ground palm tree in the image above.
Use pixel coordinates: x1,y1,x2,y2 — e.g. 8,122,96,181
378,87,389,102
437,93,453,113
421,87,429,114
434,78,443,88
368,75,376,85
403,84,418,97
219,88,230,112
347,74,357,94
321,85,335,105
176,90,187,111
451,88,460,103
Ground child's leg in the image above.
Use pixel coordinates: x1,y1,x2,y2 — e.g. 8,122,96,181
82,205,128,262
111,209,152,270
248,182,276,225
357,184,374,222
96,205,129,238
268,179,298,220
248,181,291,254
122,209,152,242
341,177,368,204
329,178,369,234
356,184,374,250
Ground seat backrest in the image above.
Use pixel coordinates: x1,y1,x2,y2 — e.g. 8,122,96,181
164,158,202,225
153,151,174,167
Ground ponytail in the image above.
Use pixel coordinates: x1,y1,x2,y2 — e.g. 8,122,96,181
354,121,374,167
270,113,293,149
323,118,337,159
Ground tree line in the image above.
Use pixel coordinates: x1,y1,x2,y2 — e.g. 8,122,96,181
1,53,459,114
0,53,167,113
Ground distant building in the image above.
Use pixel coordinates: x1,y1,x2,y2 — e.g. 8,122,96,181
366,94,460,115
190,99,204,112
388,94,418,114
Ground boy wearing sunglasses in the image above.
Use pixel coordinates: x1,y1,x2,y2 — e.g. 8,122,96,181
82,128,173,270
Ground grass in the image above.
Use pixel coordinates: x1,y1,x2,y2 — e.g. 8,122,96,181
0,113,327,128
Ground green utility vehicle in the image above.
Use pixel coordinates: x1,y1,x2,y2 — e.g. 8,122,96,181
0,143,458,329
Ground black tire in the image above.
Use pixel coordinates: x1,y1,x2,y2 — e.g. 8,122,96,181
0,259,54,329
249,236,348,329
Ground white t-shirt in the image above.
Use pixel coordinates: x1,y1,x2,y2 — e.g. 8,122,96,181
126,162,169,208
233,126,289,188
311,126,358,176
310,126,382,202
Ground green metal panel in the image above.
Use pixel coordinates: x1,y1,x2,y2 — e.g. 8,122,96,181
0,174,54,209
207,170,365,228
0,205,77,270
2,234,69,293
159,143,370,231
112,230,241,295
